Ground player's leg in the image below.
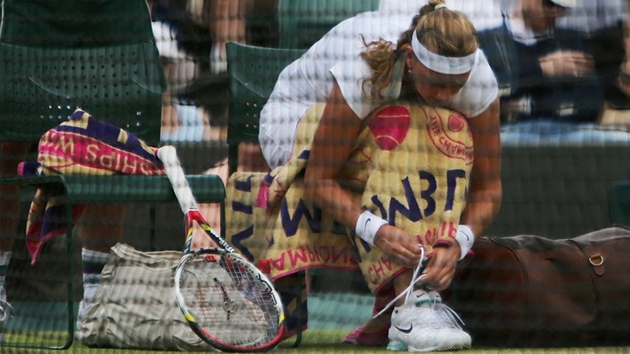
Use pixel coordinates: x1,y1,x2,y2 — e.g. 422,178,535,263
0,142,30,337
74,204,126,327
342,287,393,346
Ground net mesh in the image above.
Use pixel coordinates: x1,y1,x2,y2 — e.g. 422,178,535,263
176,252,281,348
0,0,630,352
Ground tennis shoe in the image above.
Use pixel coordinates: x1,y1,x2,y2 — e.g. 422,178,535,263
342,287,394,347
0,287,14,342
388,289,471,352
342,322,390,347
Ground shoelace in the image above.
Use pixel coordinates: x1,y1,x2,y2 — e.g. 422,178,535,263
434,302,465,329
372,247,467,330
414,302,449,330
373,247,426,319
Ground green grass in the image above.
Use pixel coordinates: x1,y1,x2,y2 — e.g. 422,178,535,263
2,330,630,354
3,296,630,353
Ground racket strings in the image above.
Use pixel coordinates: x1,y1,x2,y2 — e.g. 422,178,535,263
193,287,216,321
178,255,281,347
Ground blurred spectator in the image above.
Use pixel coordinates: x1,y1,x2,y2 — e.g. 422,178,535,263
479,0,630,145
605,0,630,124
149,0,228,236
186,0,251,75
378,0,502,32
151,0,270,145
555,0,630,125
620,11,630,98
149,0,214,143
556,0,628,35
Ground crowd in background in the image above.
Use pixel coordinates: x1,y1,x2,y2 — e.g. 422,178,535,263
1,0,629,350
149,0,630,150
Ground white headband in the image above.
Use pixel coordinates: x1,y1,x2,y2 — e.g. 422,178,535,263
434,4,448,10
411,29,479,75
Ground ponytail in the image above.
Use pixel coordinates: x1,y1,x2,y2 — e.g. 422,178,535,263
360,0,478,99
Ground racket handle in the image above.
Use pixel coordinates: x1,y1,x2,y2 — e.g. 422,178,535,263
157,145,198,212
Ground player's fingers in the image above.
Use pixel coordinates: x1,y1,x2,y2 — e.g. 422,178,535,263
422,255,456,290
430,276,452,292
397,250,420,267
374,239,405,266
421,270,448,291
403,243,423,265
390,245,420,267
572,55,594,71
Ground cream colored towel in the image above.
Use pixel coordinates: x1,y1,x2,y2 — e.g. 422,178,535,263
226,101,473,293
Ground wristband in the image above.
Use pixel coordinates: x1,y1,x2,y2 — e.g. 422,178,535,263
355,211,388,246
455,224,474,260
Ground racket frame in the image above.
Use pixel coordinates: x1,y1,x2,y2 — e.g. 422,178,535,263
158,145,285,352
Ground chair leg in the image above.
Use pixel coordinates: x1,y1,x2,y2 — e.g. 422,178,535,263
275,271,307,348
291,273,305,348
63,201,75,350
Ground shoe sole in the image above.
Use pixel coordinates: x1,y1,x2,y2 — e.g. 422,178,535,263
386,340,407,351
407,344,471,352
388,343,471,352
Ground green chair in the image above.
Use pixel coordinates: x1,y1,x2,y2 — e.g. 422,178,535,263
610,181,630,227
226,41,307,346
0,0,225,349
277,0,379,49
225,41,305,175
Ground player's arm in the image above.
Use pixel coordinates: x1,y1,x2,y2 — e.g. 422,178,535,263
423,97,502,291
303,80,422,267
460,96,502,237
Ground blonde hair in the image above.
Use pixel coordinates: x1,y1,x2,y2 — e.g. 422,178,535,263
361,0,479,99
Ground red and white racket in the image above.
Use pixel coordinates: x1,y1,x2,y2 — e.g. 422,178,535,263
157,145,285,352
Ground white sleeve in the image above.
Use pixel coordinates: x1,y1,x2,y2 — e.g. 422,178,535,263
330,58,385,120
326,13,402,120
450,51,498,118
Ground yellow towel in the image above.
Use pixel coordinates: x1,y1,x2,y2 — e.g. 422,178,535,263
226,101,473,293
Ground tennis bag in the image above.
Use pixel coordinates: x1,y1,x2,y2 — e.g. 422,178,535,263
76,243,215,351
444,226,630,347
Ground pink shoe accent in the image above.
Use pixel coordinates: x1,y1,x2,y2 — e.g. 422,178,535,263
341,323,390,347
343,286,394,347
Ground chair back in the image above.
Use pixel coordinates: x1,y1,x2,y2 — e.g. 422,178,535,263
0,0,166,145
277,0,379,48
226,42,305,174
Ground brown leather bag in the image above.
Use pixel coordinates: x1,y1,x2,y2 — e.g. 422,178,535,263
444,226,630,347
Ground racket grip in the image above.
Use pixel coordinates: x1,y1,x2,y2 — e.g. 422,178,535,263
157,145,198,212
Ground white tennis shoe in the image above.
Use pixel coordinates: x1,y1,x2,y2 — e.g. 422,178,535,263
387,289,471,352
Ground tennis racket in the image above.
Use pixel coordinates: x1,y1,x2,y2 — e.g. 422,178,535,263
157,145,285,352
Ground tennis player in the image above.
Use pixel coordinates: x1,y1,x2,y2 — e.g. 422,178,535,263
258,0,501,351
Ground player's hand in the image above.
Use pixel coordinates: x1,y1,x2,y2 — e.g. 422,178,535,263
373,225,422,267
421,245,460,292
190,223,220,250
539,50,594,79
